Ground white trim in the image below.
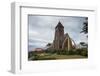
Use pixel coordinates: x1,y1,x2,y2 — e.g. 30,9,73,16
11,2,21,73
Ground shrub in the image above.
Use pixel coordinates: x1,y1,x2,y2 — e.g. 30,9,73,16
75,48,88,57
81,49,88,57
28,51,34,58
45,49,57,54
68,50,75,55
28,51,39,58
43,48,88,57
56,49,67,55
75,49,82,55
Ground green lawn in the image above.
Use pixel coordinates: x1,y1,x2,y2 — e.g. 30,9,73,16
28,53,87,61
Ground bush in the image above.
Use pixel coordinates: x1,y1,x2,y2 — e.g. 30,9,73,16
56,49,67,55
75,48,88,57
56,49,77,55
75,49,82,55
39,48,88,57
45,49,57,54
68,50,75,55
81,49,88,57
28,51,34,58
28,51,39,58
32,54,40,60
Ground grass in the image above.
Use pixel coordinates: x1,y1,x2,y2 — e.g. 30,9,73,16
28,53,87,61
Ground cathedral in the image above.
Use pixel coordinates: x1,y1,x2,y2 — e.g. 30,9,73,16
51,21,76,51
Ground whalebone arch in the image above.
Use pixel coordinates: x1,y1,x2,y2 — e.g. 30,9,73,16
62,33,76,51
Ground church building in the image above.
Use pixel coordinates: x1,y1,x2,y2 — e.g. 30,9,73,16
52,21,76,51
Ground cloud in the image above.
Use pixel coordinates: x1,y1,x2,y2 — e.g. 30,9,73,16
28,15,87,51
29,29,40,37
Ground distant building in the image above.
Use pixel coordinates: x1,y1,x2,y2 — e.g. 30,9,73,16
34,48,44,53
50,21,76,51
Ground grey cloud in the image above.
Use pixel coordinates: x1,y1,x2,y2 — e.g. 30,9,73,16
28,15,87,49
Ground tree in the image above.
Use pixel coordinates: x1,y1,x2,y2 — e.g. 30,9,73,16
81,18,88,34
80,42,88,48
80,42,87,46
46,43,52,47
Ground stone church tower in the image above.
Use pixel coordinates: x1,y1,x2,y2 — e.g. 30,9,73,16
53,21,64,50
52,21,76,51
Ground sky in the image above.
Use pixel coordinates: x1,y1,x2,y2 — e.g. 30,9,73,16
28,15,88,51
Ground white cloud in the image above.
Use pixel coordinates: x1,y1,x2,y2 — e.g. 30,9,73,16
28,15,88,50
29,30,39,36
